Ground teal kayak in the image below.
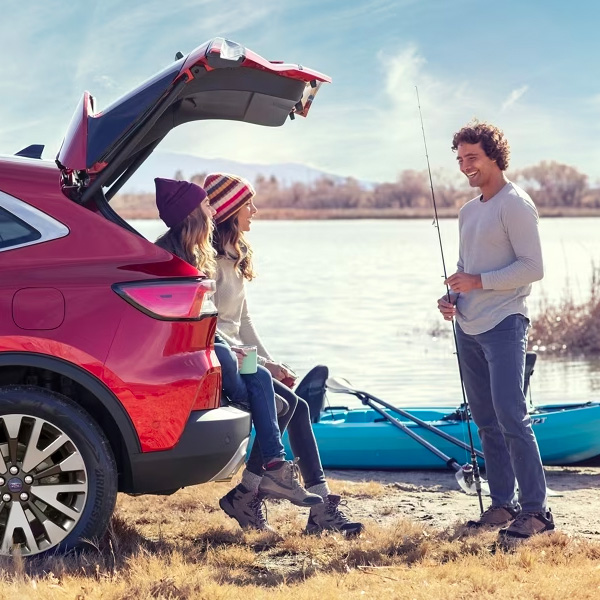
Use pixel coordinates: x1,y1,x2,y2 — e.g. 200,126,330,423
282,402,600,469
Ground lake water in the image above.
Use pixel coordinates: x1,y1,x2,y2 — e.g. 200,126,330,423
135,217,600,410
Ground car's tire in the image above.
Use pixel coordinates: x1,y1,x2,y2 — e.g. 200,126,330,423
0,386,117,557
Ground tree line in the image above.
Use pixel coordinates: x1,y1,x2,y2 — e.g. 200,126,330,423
182,161,600,211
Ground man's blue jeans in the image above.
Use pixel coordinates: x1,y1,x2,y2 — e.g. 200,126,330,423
455,314,547,513
214,343,285,463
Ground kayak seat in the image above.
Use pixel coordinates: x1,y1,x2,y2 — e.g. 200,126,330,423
524,351,536,397
295,365,329,423
345,410,373,423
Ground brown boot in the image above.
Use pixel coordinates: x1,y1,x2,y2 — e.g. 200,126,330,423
305,494,363,537
219,484,274,531
258,459,323,506
466,505,520,529
498,510,555,549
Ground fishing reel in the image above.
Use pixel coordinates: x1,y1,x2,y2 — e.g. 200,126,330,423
456,463,490,496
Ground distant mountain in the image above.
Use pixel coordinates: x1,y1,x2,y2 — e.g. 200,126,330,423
118,151,362,193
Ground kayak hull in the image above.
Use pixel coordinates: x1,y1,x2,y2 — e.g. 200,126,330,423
282,403,600,469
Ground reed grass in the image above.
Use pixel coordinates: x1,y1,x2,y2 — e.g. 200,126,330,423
529,265,600,356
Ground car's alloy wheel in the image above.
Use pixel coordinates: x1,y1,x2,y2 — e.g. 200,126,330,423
0,387,117,556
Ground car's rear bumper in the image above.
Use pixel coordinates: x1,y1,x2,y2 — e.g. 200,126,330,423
122,405,251,494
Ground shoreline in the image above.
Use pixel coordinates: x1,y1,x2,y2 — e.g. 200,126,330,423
119,206,600,220
326,457,600,540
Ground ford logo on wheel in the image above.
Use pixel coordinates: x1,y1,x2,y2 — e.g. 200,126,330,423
8,478,23,493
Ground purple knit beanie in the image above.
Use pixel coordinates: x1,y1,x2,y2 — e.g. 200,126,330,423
155,178,207,228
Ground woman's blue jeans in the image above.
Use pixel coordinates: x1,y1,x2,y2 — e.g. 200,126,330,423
246,379,327,489
214,343,284,463
455,314,547,513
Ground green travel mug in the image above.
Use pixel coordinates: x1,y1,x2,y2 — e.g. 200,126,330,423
239,345,258,374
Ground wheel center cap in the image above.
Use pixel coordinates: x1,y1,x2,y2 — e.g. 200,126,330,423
7,478,23,493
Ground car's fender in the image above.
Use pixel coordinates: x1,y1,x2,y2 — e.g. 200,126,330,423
0,348,140,457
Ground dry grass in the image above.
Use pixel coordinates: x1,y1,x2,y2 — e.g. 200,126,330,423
0,477,599,600
530,264,600,356
112,191,600,221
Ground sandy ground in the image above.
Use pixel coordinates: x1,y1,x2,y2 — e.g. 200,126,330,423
323,456,600,539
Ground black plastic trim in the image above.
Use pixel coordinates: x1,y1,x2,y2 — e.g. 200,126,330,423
105,137,163,200
124,406,251,494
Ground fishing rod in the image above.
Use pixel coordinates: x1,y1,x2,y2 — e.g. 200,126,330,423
415,87,484,514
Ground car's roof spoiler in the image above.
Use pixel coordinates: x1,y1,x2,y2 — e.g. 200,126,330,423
15,145,44,159
56,38,330,206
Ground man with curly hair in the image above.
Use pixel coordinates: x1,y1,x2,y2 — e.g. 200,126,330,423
437,121,555,545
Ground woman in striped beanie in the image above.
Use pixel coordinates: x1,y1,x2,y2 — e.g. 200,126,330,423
206,173,364,537
154,177,323,521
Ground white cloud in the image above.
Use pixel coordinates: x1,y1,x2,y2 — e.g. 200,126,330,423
159,43,575,184
501,85,529,111
72,0,283,93
92,75,118,90
2,8,599,184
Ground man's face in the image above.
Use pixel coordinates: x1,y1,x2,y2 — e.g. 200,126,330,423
456,142,500,189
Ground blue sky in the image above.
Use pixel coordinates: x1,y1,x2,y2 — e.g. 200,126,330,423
1,0,600,184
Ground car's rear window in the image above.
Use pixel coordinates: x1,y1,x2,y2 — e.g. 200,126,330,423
0,206,41,249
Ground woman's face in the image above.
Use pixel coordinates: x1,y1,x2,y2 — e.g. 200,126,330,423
235,198,258,232
200,196,216,225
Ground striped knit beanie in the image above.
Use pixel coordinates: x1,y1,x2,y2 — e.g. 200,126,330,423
204,173,255,224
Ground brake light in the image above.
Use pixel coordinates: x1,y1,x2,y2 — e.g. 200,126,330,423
113,278,217,320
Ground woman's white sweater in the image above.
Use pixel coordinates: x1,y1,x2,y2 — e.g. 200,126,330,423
214,256,273,365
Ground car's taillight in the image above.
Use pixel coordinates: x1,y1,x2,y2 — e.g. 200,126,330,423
113,278,217,320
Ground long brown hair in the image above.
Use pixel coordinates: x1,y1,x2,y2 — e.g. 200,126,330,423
213,211,256,281
156,206,216,276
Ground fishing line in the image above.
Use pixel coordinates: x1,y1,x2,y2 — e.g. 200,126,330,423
415,87,484,514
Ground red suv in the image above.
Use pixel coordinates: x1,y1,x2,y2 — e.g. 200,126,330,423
0,38,329,556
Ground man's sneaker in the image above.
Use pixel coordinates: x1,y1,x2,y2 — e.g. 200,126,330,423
258,459,323,507
466,505,521,529
305,494,363,537
219,484,275,532
498,510,555,546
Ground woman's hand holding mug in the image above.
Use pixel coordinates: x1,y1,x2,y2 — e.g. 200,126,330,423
232,346,257,374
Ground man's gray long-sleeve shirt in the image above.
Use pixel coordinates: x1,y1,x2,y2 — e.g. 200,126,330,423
455,181,544,335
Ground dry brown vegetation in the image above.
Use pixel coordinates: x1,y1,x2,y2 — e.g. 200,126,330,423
1,467,599,600
529,265,600,356
112,161,600,220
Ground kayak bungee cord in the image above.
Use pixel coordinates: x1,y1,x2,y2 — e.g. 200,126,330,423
415,87,484,514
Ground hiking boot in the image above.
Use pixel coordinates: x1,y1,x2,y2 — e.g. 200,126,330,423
305,494,364,537
258,459,323,506
466,505,521,529
498,510,555,547
219,484,275,532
